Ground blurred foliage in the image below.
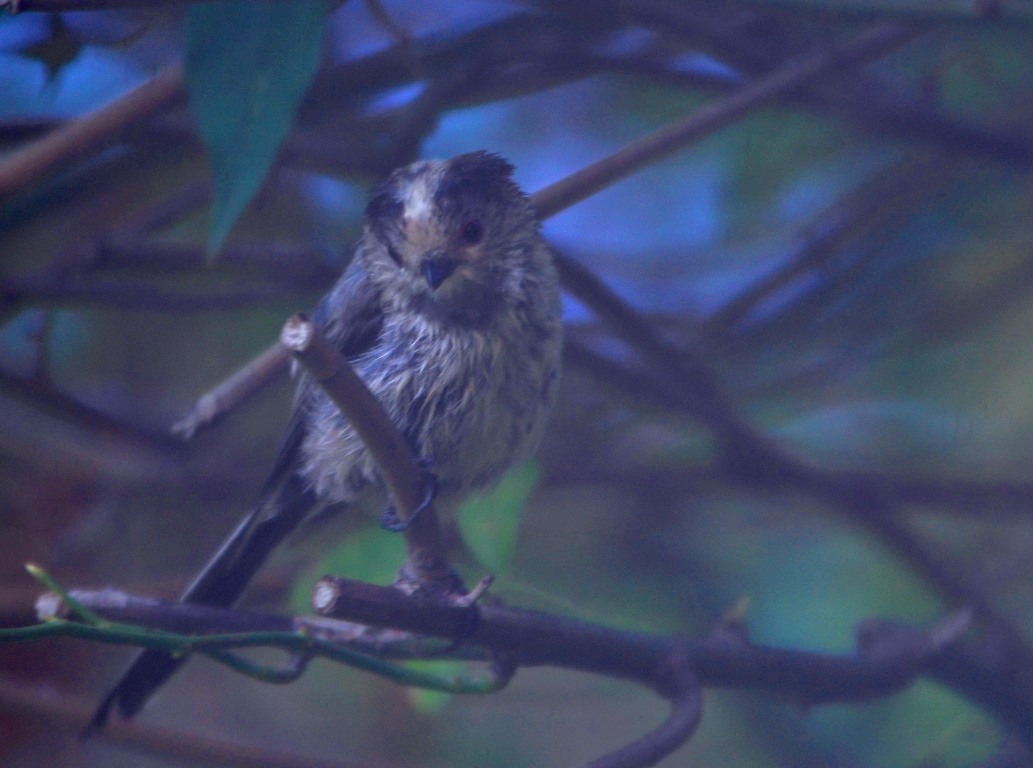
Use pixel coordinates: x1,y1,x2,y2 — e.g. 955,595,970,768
456,461,539,574
185,0,330,251
2,0,1033,767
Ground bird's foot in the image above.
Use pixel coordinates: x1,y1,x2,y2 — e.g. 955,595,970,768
380,470,438,532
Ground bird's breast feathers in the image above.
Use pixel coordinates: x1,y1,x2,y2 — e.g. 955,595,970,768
299,304,560,504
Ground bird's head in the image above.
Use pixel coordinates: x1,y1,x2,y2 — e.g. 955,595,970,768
362,151,538,326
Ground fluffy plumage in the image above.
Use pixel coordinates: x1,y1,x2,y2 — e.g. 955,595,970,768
88,151,563,731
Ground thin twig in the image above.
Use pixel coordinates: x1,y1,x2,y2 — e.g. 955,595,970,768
705,154,951,334
0,65,184,203
529,22,921,220
57,589,471,659
172,342,290,439
280,315,456,588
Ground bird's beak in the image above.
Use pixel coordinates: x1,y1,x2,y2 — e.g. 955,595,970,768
422,250,459,290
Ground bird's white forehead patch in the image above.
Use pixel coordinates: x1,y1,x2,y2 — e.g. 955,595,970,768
402,172,437,224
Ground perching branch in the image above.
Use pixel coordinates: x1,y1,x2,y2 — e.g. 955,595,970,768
26,578,501,694
11,576,1008,766
280,315,456,590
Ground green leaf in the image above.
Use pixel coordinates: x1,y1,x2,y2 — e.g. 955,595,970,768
455,462,539,574
405,661,465,713
185,0,329,254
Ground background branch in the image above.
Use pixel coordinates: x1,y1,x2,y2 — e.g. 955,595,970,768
0,65,184,202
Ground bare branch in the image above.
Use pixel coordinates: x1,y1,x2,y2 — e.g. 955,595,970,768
705,154,953,334
0,65,184,203
29,583,1016,752
171,342,290,439
529,22,921,220
312,575,948,706
20,19,922,449
35,586,987,721
312,576,479,639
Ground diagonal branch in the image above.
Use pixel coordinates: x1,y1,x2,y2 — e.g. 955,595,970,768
280,315,456,590
0,65,184,203
530,21,921,219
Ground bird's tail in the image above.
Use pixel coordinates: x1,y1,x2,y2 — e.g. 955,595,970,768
84,471,317,735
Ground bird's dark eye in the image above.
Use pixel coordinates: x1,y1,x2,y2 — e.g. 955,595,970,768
460,219,484,246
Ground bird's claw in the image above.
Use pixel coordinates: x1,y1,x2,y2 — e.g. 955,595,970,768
380,472,438,532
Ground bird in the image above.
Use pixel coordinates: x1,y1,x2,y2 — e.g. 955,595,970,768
87,150,564,732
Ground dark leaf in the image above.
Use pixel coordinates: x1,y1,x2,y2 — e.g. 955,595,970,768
185,0,330,254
